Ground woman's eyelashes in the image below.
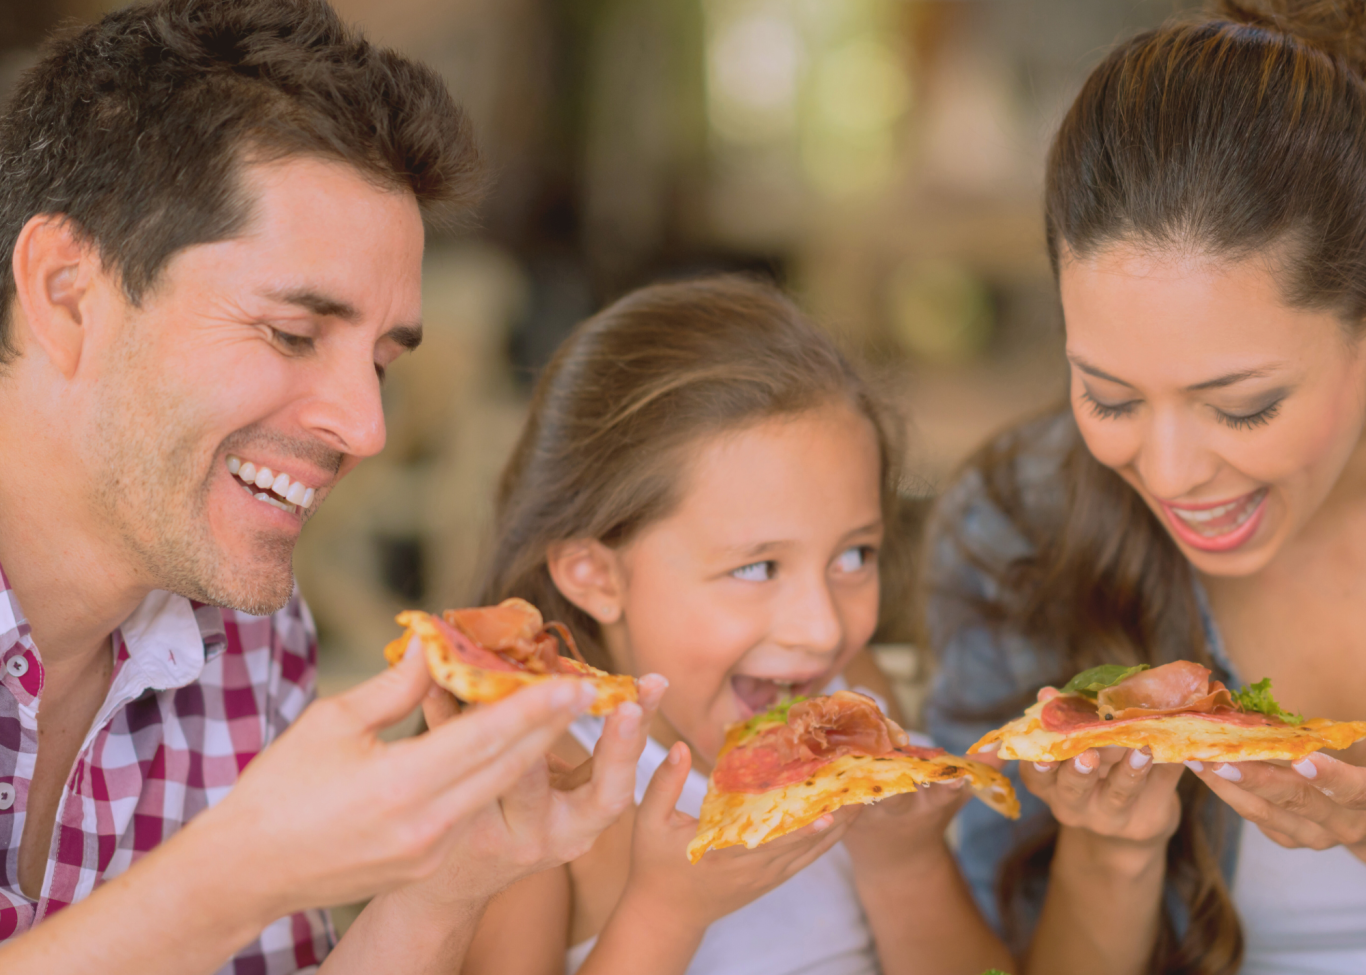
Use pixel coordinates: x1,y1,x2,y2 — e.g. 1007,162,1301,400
1216,399,1282,430
1080,387,1137,420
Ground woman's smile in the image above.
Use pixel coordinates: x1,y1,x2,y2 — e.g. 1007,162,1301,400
1159,488,1269,552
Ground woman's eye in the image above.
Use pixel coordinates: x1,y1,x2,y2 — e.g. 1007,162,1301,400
270,327,316,354
1081,389,1138,420
731,561,775,582
834,546,875,573
1217,400,1282,431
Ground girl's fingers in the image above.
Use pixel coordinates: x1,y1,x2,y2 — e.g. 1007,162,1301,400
638,741,692,825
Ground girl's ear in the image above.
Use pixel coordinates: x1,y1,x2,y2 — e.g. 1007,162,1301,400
546,539,625,624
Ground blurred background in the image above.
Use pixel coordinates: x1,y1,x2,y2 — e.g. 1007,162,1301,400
2,0,1197,720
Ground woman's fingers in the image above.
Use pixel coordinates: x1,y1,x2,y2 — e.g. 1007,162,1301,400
1051,749,1104,804
1095,748,1156,811
1193,761,1359,849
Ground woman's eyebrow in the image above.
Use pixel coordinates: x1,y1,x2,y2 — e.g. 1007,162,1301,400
1070,354,1279,392
1068,354,1133,387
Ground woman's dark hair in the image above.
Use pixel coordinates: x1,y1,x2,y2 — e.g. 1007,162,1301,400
480,275,903,671
0,0,482,364
935,2,1366,972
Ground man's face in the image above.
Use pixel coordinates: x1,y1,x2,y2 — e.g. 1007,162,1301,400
88,156,424,614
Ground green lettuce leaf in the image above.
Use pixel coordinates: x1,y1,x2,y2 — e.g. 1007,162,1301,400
1060,664,1150,699
736,695,807,742
1231,677,1303,726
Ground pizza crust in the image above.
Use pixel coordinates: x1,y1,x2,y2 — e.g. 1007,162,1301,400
687,749,1019,863
971,699,1366,764
385,610,637,717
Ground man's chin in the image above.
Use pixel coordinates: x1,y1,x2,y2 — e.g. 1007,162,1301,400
165,557,297,617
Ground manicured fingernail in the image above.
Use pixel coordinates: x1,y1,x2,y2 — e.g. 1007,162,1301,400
812,815,832,832
1184,760,1204,772
1294,757,1318,779
1073,755,1095,774
1128,749,1152,769
976,741,1000,753
1213,763,1242,782
1033,762,1053,772
615,701,642,736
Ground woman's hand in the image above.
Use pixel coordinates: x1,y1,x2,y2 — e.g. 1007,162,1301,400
621,742,857,932
1020,691,1183,850
1188,752,1366,858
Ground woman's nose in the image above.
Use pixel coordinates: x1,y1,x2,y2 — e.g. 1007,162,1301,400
1135,409,1217,500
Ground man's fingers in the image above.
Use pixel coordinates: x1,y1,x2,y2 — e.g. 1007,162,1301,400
581,701,648,815
394,680,594,795
335,637,431,732
421,686,461,731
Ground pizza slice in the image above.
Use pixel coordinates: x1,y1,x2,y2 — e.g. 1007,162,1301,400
383,597,637,716
969,659,1366,764
688,690,1020,863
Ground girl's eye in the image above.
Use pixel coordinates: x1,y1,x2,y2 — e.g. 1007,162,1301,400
1081,388,1138,420
270,327,316,355
731,561,775,582
1217,400,1282,431
834,546,875,573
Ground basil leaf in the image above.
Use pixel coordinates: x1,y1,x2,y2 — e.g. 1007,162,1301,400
737,695,807,741
1060,664,1150,699
1231,677,1304,726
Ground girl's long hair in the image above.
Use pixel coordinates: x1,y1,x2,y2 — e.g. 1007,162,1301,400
931,2,1366,972
479,275,903,671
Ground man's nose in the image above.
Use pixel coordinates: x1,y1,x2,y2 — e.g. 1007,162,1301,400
1135,408,1217,500
300,354,387,460
773,574,843,655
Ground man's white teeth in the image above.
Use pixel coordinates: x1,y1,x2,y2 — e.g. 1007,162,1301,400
226,455,316,511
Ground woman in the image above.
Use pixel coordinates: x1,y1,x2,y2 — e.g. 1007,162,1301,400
925,3,1366,974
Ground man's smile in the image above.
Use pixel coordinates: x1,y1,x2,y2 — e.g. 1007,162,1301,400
226,455,320,516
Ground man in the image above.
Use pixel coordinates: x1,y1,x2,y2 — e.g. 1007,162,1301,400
0,2,663,972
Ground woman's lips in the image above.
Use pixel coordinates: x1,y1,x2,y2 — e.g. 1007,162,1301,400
1160,488,1268,553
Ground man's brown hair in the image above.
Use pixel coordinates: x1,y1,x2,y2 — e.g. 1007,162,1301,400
0,0,482,363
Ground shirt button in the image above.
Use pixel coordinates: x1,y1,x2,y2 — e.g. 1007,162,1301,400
0,783,14,810
5,655,28,678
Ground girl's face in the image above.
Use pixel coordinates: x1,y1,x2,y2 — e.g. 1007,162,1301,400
1061,243,1366,578
606,404,884,763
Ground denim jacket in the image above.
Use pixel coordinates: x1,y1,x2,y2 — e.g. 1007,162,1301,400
924,411,1243,939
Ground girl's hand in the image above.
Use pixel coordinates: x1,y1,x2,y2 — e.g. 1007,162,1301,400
1188,753,1366,859
621,742,857,932
841,777,969,875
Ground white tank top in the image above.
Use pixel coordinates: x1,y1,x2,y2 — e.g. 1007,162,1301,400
1233,817,1366,974
564,677,891,975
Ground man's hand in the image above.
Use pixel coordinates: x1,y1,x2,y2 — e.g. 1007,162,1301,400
1189,753,1366,859
395,669,669,907
197,641,617,920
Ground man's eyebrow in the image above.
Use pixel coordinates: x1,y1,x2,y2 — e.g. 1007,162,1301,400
386,323,423,351
265,287,359,322
263,287,423,350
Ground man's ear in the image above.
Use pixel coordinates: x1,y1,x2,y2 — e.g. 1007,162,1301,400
10,215,99,378
546,539,626,625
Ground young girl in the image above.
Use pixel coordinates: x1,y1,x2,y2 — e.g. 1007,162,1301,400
455,277,1013,975
926,3,1366,975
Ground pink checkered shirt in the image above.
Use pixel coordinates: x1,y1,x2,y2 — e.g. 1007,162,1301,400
0,563,334,972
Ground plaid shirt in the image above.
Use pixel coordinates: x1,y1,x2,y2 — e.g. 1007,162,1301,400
0,563,334,972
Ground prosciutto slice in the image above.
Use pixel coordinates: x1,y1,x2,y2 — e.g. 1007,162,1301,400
444,601,565,673
714,691,911,793
1094,660,1237,720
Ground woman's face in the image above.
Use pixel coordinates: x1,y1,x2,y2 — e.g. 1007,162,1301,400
1061,243,1366,577
602,405,884,762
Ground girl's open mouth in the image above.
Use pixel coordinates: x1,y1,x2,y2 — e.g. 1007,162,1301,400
1160,488,1268,553
731,673,826,718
